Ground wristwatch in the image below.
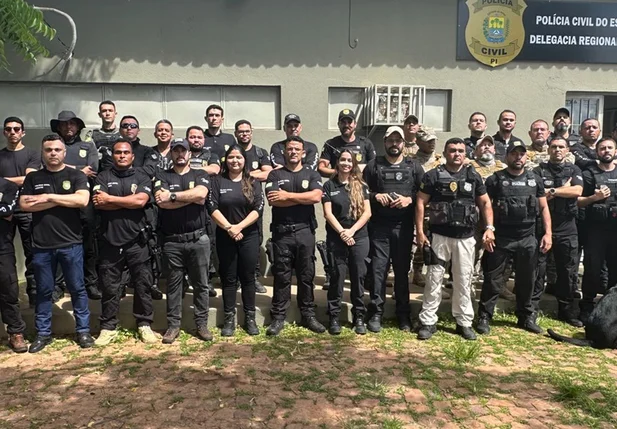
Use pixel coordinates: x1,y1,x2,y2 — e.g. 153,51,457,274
549,188,556,196
170,193,177,203
485,225,496,232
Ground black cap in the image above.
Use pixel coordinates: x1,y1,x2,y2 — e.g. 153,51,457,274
338,109,356,122
506,141,527,154
284,113,301,124
170,138,189,151
50,110,86,133
553,107,570,119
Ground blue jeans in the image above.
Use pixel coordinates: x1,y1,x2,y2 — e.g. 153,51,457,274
32,244,90,336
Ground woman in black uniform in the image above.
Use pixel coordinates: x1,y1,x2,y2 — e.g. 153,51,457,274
322,149,371,335
208,144,264,336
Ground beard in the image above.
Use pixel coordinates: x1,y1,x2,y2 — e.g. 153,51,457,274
556,122,569,133
600,155,615,165
386,147,401,157
479,152,495,163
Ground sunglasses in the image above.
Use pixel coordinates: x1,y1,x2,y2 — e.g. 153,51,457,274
120,123,139,129
4,127,22,133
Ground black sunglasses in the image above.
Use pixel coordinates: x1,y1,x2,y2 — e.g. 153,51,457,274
120,123,139,129
4,126,22,132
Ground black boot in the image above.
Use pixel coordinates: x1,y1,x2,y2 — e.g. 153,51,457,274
244,311,259,336
151,283,163,300
328,317,341,335
557,301,583,328
255,276,267,294
221,311,236,337
86,284,102,300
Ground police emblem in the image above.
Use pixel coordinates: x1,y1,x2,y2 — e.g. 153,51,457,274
224,145,229,151
252,161,258,170
464,182,472,192
503,180,510,186
528,179,536,187
79,149,87,158
395,172,403,181
464,0,527,68
189,181,195,189
544,180,554,186
131,184,137,194
301,180,309,189
356,153,362,162
450,182,458,192
62,180,71,190
93,185,101,192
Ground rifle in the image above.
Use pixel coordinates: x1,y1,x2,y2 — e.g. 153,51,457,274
141,224,164,300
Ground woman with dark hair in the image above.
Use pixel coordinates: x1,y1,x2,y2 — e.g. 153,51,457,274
208,144,263,336
322,149,371,335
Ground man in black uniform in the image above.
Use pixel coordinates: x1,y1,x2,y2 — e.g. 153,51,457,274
464,112,488,158
154,139,213,344
51,110,100,299
187,126,221,176
532,137,583,327
2,116,41,306
549,107,581,147
85,100,120,148
20,134,94,353
571,118,602,170
204,104,236,158
92,139,158,346
476,142,552,335
152,119,174,171
362,126,424,332
265,136,325,336
492,110,524,162
270,114,319,171
577,138,617,324
318,109,376,176
0,176,28,352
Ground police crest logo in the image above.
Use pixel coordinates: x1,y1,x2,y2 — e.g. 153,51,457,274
464,0,527,68
528,179,536,187
464,182,473,192
131,184,137,194
356,153,362,162
301,179,309,189
252,161,258,170
79,149,87,158
189,181,195,189
62,180,71,190
395,172,403,181
450,182,458,192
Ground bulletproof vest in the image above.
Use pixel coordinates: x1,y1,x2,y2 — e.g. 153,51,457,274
538,163,578,218
375,156,414,196
189,148,213,170
428,165,479,228
587,165,617,222
91,129,120,149
492,170,538,226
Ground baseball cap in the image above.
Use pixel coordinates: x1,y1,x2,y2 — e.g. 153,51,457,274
171,138,190,151
506,141,527,154
338,109,356,122
284,113,301,124
416,125,438,142
384,126,405,140
479,135,495,145
403,114,419,125
553,107,570,119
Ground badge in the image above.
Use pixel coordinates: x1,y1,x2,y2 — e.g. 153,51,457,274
155,180,161,187
356,153,362,162
224,145,229,151
502,180,510,187
301,180,309,189
420,183,425,190
449,182,458,192
464,182,472,192
151,154,158,160
189,181,195,189
92,185,101,191
343,109,350,114
252,161,258,170
265,182,273,188
528,179,536,187
62,180,71,190
131,184,137,194
79,149,87,158
395,172,403,181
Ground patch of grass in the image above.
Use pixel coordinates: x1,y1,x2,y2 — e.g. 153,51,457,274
122,352,146,364
443,341,482,366
550,373,617,425
381,417,404,429
278,397,295,409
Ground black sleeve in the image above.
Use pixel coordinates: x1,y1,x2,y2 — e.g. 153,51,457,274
364,138,377,163
307,170,323,191
474,171,487,196
258,148,271,168
136,171,153,198
265,169,279,192
21,172,34,196
582,169,595,197
534,172,545,197
571,145,596,170
194,170,210,190
320,140,335,165
93,171,109,194
322,180,333,203
251,180,264,215
27,149,41,170
0,180,19,217
141,147,159,178
413,162,424,195
419,170,436,196
570,165,584,187
269,143,284,168
304,143,319,170
485,174,498,200
207,175,220,215
153,171,168,193
362,160,378,201
208,152,221,166
72,170,89,192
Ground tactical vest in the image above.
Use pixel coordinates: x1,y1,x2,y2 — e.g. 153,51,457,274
537,163,578,218
189,148,213,170
492,170,538,226
428,165,478,228
587,165,617,222
375,156,415,197
91,129,120,149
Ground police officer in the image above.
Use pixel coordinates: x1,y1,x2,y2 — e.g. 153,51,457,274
187,126,221,176
476,142,552,335
415,137,494,340
2,116,41,306
318,109,376,177
265,136,325,336
270,114,319,171
577,137,617,325
571,118,602,170
155,139,212,344
152,119,174,171
20,134,94,353
549,107,581,147
492,110,525,162
92,139,158,346
322,149,371,335
402,114,420,157
0,176,28,352
363,126,424,332
208,144,264,336
85,100,120,148
526,119,575,170
532,137,583,327
464,112,488,158
204,104,236,158
51,110,100,300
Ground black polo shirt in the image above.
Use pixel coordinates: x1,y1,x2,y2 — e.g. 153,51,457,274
207,176,263,234
322,178,369,239
94,168,152,246
0,178,19,254
320,135,376,167
0,146,41,178
21,167,89,249
265,167,322,225
570,143,598,170
243,145,270,172
205,130,236,159
154,168,210,235
270,140,319,170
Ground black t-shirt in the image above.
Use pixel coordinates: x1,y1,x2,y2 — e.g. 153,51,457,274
571,143,598,170
420,166,486,239
0,178,19,254
205,130,236,159
270,140,319,171
154,168,210,235
322,178,369,239
242,145,270,172
99,139,158,177
94,168,152,246
207,176,264,234
582,165,617,225
320,135,376,167
64,137,98,171
533,162,582,237
265,167,322,225
189,147,220,170
486,170,545,239
492,132,524,162
22,167,89,249
0,146,41,178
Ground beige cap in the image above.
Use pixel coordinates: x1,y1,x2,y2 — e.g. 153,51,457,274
384,126,405,139
416,125,438,142
479,135,494,145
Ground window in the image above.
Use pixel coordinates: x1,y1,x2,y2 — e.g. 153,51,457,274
424,89,452,132
328,87,364,129
565,93,603,135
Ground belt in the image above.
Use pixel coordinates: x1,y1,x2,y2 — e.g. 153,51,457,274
163,229,204,243
271,223,310,234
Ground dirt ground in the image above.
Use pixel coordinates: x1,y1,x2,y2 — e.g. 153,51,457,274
0,314,615,429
